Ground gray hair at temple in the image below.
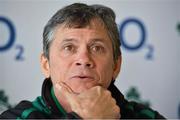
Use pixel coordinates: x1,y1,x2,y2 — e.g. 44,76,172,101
43,3,121,62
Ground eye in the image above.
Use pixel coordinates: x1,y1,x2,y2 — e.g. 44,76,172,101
63,44,75,52
91,45,105,53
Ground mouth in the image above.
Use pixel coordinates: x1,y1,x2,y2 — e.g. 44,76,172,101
71,75,94,81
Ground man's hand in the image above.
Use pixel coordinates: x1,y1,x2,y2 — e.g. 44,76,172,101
55,83,121,119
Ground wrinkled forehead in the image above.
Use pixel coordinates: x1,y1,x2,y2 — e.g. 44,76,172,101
53,18,110,41
60,17,106,30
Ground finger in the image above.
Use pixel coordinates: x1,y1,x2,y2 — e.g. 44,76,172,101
113,105,121,119
55,83,81,112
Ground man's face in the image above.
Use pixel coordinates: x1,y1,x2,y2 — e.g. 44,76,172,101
41,20,121,93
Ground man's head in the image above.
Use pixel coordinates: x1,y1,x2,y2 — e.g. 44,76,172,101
40,3,122,93
43,3,121,62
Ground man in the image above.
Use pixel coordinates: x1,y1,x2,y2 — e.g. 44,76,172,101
0,3,165,119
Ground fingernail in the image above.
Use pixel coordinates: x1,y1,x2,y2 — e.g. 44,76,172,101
55,84,62,90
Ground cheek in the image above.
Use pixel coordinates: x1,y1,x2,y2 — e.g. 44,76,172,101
98,59,114,88
101,68,114,87
49,58,68,84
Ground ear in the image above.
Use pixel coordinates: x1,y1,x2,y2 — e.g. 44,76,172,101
40,53,50,78
112,55,122,80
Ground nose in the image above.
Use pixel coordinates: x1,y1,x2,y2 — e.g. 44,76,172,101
75,50,94,68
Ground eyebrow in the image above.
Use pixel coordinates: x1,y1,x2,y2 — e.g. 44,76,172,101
89,38,108,45
61,38,78,43
61,38,108,45
90,38,104,42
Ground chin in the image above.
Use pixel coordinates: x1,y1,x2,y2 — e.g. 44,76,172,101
75,84,98,93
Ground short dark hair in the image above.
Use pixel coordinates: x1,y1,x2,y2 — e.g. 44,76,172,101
43,3,121,62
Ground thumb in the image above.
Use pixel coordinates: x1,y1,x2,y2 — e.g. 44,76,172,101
55,83,75,100
56,83,81,114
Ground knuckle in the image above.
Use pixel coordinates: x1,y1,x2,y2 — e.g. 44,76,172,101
93,86,101,91
106,90,111,96
94,86,104,94
105,90,111,96
115,105,120,113
111,98,117,105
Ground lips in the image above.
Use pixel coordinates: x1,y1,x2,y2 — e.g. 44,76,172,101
72,75,94,79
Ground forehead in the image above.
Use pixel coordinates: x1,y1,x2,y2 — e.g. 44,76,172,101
62,17,105,30
54,19,111,41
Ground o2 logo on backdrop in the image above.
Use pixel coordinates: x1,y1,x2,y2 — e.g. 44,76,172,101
0,16,153,61
0,16,24,61
119,18,154,60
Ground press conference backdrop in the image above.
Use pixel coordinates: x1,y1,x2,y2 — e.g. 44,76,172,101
0,0,180,118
